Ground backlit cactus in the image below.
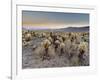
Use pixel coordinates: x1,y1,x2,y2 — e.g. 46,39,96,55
22,30,89,66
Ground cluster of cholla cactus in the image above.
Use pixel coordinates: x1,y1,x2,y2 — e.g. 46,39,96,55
22,30,89,66
22,30,32,47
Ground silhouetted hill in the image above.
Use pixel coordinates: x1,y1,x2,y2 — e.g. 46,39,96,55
54,26,89,32
22,26,89,32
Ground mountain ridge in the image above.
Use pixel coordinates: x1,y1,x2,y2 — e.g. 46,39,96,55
22,26,89,32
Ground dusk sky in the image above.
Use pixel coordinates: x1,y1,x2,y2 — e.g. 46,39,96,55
22,11,89,29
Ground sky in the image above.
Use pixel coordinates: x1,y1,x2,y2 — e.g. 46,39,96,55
22,10,89,29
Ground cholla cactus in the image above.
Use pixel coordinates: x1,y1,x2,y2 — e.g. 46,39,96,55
48,45,56,59
31,31,35,36
56,36,63,43
64,39,72,56
69,43,79,58
47,37,53,43
22,40,31,47
34,44,45,59
22,41,27,47
25,33,32,41
59,42,66,55
78,42,89,65
78,42,88,55
61,34,67,42
74,33,81,44
28,32,88,66
69,32,77,42
42,39,51,49
54,40,60,51
34,39,52,60
42,32,46,38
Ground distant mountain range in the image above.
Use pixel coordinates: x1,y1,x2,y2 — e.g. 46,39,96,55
22,26,89,32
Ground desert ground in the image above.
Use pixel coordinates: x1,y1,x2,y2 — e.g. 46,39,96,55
22,30,89,69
